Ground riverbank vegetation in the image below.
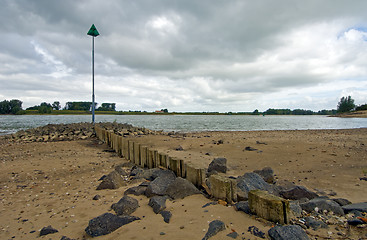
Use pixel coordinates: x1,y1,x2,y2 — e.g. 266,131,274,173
0,97,366,116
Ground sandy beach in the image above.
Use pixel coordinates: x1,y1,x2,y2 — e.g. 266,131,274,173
0,128,366,239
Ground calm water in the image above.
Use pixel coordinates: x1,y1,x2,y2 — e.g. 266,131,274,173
0,114,366,135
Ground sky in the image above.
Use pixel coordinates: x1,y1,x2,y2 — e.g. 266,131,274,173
1,0,367,112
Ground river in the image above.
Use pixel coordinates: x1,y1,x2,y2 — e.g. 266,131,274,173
1,114,367,135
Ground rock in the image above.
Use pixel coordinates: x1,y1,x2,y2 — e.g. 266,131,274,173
279,186,318,200
268,225,310,240
347,218,365,226
332,198,352,206
342,202,367,213
111,195,139,215
85,213,140,237
207,158,227,175
244,146,257,151
39,225,58,236
165,177,201,199
176,145,184,151
93,194,101,200
145,173,176,197
148,196,168,214
202,220,226,240
234,201,250,214
304,217,328,230
253,167,275,183
227,231,239,239
60,236,75,240
130,167,144,177
236,172,277,200
161,210,172,223
248,226,266,239
124,184,147,196
114,164,129,176
96,170,127,190
289,201,302,218
300,198,344,215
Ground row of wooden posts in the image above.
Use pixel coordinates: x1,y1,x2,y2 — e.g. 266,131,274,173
94,125,290,224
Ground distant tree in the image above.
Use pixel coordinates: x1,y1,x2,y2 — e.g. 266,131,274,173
52,101,61,110
161,108,168,113
64,102,94,111
0,99,23,114
38,102,52,114
337,96,355,113
252,109,259,115
97,103,116,111
355,104,367,111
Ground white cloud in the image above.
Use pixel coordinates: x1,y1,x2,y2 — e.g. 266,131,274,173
1,0,367,112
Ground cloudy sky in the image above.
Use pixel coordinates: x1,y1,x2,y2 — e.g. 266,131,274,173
1,0,367,112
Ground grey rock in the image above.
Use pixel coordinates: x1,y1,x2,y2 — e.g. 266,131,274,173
268,225,310,240
114,164,128,176
300,198,344,215
40,225,58,236
236,172,277,200
93,194,101,200
342,202,367,213
234,201,250,214
202,220,226,240
207,158,227,175
145,173,176,197
111,195,139,215
161,210,172,223
248,226,266,238
226,231,239,239
289,201,302,218
60,236,75,240
304,217,328,230
347,219,365,226
332,198,352,206
165,177,201,199
148,195,168,214
96,170,126,190
124,185,147,196
130,167,144,177
253,167,275,183
280,185,318,200
85,213,140,237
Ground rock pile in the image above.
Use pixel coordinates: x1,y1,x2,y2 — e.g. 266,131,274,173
86,155,367,239
8,122,161,142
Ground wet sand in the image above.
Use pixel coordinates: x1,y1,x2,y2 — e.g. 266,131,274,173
0,128,366,239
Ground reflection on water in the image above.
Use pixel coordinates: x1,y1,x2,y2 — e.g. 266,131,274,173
0,114,366,135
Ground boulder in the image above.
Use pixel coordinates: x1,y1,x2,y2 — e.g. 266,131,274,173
165,177,201,199
300,198,344,215
304,217,328,230
342,202,367,213
124,184,147,196
111,196,139,215
236,172,277,200
148,196,168,214
145,173,176,197
253,167,275,183
85,213,140,237
332,198,352,206
96,171,126,190
207,158,227,175
279,186,318,200
234,201,251,214
268,225,310,240
202,220,226,240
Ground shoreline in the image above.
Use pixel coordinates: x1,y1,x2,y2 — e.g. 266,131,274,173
1,126,366,239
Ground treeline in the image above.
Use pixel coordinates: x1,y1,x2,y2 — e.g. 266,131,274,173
0,99,23,114
27,101,116,113
257,108,337,115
